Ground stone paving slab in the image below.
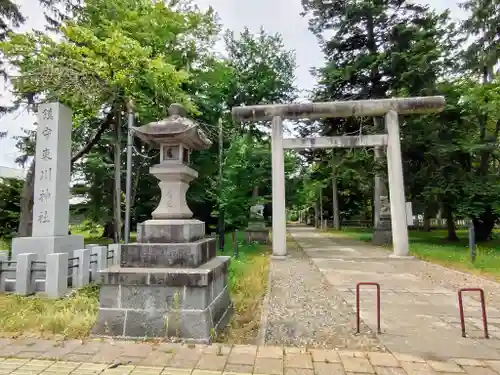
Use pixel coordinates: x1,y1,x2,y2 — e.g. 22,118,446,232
2,342,500,375
288,226,500,359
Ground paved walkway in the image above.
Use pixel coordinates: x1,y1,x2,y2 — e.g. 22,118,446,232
281,226,500,360
1,339,500,374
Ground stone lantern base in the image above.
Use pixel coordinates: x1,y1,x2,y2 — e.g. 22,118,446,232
91,220,233,343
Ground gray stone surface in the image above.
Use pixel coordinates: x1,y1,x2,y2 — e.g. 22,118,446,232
137,219,206,243
372,217,392,245
74,248,90,289
11,235,84,262
124,310,167,337
91,308,125,336
245,228,270,244
99,256,229,287
93,256,232,343
15,253,37,296
121,237,216,268
45,252,68,298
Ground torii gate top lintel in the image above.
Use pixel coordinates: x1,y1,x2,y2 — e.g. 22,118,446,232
231,96,445,121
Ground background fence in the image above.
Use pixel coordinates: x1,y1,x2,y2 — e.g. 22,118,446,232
313,218,471,230
0,244,120,298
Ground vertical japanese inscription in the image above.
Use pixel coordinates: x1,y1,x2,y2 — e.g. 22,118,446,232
35,105,55,227
166,190,173,208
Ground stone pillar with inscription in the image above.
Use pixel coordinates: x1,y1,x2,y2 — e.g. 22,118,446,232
372,191,393,245
12,103,84,262
92,104,232,342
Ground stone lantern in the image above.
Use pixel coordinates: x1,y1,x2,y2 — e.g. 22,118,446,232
133,103,210,221
92,104,232,343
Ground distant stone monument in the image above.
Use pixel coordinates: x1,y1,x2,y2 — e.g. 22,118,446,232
92,104,232,342
372,195,392,245
245,202,269,244
12,102,84,261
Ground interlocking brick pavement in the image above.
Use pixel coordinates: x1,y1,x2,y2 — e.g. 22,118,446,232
0,341,500,375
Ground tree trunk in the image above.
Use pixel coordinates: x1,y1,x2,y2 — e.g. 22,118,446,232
102,220,115,239
423,206,432,232
17,160,35,236
331,158,340,230
473,208,497,242
314,201,319,228
113,109,122,243
444,205,458,242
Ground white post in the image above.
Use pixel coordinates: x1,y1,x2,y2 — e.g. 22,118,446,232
74,248,90,288
385,110,410,257
46,253,68,298
16,253,36,296
0,253,7,292
95,246,108,271
271,115,287,257
108,243,121,266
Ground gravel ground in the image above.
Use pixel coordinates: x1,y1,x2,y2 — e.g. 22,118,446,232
261,235,386,351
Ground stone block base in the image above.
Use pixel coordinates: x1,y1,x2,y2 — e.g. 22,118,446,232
137,219,205,243
121,237,216,268
92,256,232,343
11,235,84,260
245,228,270,244
372,217,392,245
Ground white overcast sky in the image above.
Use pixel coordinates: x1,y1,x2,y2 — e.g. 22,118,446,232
0,0,467,169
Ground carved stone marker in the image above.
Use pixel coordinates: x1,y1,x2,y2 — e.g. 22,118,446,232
12,103,84,262
372,195,392,245
245,203,269,244
92,104,232,342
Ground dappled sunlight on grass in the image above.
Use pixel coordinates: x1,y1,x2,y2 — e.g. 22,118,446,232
0,285,99,338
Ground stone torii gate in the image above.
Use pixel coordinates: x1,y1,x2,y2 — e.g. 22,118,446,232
232,96,445,258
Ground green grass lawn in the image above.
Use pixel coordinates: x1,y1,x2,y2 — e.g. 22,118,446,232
0,229,271,343
336,227,500,280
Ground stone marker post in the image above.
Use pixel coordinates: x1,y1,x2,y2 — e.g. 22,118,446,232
12,103,84,262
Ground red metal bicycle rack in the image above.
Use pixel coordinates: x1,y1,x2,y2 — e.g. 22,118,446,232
356,282,381,334
458,288,489,339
